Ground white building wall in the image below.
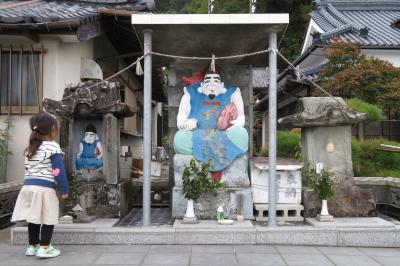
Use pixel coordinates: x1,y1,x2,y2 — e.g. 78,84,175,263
361,49,400,67
1,35,94,182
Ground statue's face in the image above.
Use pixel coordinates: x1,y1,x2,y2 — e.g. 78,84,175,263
200,73,225,99
84,132,96,144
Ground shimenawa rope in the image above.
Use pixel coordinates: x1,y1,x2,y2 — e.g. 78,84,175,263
60,48,349,111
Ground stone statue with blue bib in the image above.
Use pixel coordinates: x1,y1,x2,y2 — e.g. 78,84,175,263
173,71,248,180
76,125,103,172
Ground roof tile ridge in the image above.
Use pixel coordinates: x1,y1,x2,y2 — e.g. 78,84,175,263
321,24,355,38
326,3,364,31
318,6,345,29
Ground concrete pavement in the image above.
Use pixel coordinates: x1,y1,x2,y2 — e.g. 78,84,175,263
1,241,400,265
3,226,400,266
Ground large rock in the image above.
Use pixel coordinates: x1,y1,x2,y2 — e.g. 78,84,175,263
302,181,376,217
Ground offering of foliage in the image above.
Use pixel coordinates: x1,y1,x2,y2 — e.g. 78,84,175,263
259,130,301,159
317,41,400,113
67,175,81,203
308,169,336,200
182,159,226,202
346,98,384,122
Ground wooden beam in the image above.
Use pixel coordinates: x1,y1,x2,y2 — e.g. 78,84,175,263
98,8,142,17
22,31,39,43
77,21,101,42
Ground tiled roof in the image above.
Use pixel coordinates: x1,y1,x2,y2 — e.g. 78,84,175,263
311,0,400,47
0,0,154,24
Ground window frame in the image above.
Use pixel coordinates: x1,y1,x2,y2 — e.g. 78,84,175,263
0,46,43,115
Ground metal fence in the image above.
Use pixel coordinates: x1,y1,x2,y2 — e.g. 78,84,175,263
352,120,400,142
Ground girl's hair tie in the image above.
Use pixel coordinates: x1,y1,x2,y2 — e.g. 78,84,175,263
33,126,42,135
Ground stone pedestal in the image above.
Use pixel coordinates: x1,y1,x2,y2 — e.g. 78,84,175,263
317,214,334,222
172,154,253,219
75,179,132,218
103,114,120,185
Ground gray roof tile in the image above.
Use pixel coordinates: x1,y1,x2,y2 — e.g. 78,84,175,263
0,0,154,24
311,0,400,47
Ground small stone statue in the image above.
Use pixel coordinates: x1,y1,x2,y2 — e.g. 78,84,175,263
76,125,103,180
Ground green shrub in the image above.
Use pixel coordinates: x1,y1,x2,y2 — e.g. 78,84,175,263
308,169,337,200
352,138,400,177
346,98,384,122
259,130,301,159
182,159,226,202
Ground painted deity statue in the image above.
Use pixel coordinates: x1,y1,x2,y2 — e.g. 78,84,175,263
173,71,248,179
76,125,103,171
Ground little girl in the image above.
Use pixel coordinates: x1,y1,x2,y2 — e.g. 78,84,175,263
12,112,68,258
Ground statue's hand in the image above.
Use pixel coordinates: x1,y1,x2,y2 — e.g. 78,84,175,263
184,119,197,130
229,119,241,126
229,116,245,127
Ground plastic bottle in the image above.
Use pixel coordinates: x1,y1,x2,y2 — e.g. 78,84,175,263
217,205,224,221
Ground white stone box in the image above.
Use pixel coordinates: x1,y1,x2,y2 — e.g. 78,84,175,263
250,157,302,204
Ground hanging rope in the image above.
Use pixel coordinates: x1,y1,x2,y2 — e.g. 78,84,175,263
59,47,351,111
60,49,271,101
273,48,350,110
210,54,216,72
150,49,271,61
61,56,144,101
135,57,144,76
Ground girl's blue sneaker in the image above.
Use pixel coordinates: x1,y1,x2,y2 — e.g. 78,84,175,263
25,245,38,256
36,244,61,258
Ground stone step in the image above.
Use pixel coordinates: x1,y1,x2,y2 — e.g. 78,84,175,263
254,203,304,222
11,219,400,247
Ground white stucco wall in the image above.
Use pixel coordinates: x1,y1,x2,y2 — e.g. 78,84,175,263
1,35,94,182
298,47,400,73
361,49,400,67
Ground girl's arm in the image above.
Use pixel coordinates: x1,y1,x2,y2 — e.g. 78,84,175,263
50,153,69,195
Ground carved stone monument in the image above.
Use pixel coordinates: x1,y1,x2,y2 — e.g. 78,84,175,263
43,80,134,219
171,67,253,219
279,97,376,217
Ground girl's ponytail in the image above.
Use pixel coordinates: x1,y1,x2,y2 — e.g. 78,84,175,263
27,130,43,159
25,112,57,159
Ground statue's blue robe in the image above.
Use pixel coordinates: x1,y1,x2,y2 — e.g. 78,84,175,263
187,84,245,171
76,140,103,170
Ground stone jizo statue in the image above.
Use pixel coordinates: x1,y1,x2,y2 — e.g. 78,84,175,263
76,125,103,171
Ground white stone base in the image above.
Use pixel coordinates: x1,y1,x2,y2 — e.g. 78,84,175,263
254,203,304,222
306,217,396,228
317,214,335,222
181,217,199,224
